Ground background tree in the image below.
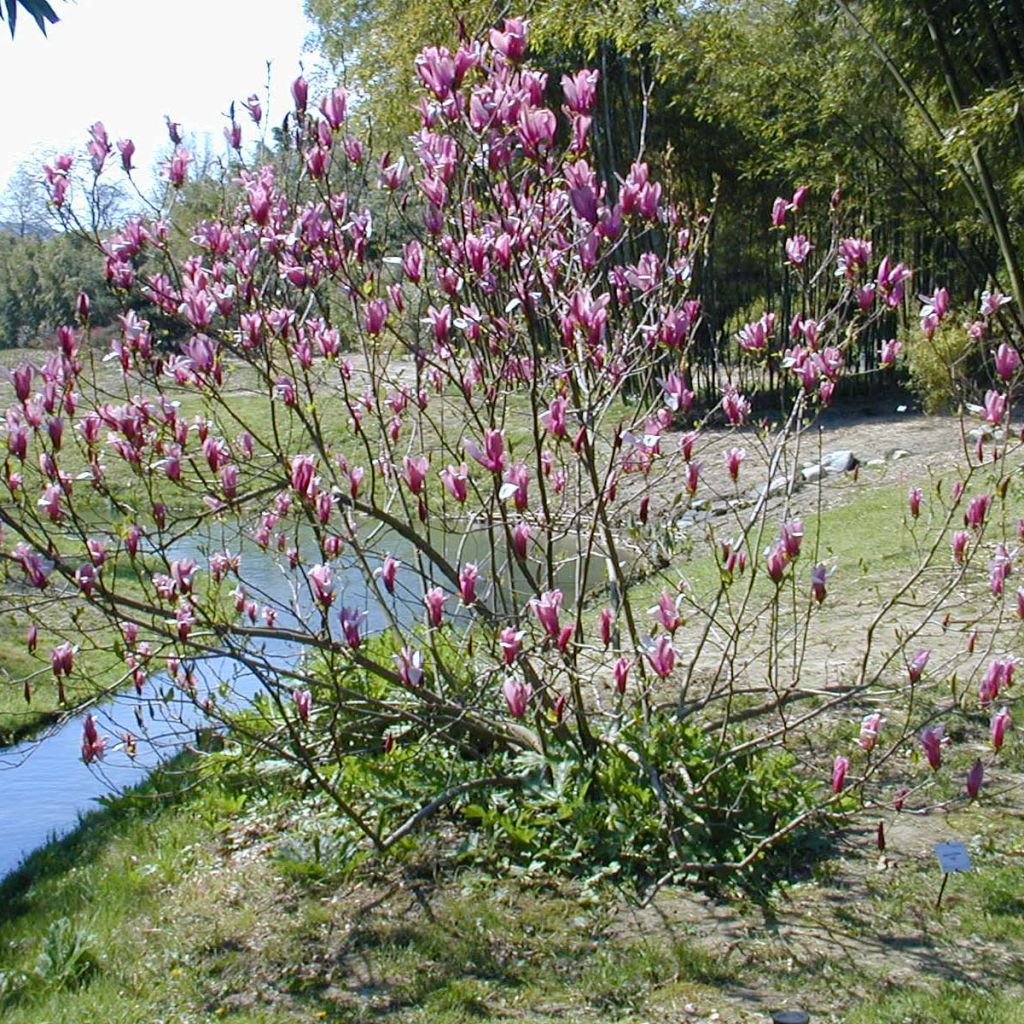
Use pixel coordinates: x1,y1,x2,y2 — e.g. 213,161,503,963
0,161,54,239
304,0,1023,407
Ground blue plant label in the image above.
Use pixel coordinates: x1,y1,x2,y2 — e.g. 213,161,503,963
934,841,972,873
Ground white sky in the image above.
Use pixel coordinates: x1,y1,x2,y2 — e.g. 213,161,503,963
0,0,319,194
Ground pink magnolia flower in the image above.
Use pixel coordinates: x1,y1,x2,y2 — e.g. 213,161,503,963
875,256,911,307
994,342,1021,381
918,287,949,337
662,371,695,412
13,543,50,588
678,430,699,461
991,706,1012,750
511,521,530,561
174,603,195,642
499,627,524,666
920,724,946,769
530,589,563,639
831,755,850,793
979,658,1015,705
465,429,506,473
721,387,750,426
170,559,196,594
599,608,614,647
966,759,984,799
908,649,930,684
989,546,1013,596
394,647,425,688
980,289,1012,316
765,544,788,582
416,45,457,99
164,147,191,188
320,86,348,129
308,564,334,608
374,555,400,595
952,530,971,563
293,689,312,723
340,606,364,648
208,551,237,582
908,486,922,519
613,656,631,694
242,94,262,124
726,447,746,483
440,463,469,502
423,587,447,628
780,520,804,558
684,460,701,496
721,540,747,576
879,338,902,367
649,590,683,633
364,298,388,335
540,396,568,438
811,563,828,603
81,714,106,763
220,464,238,499
75,564,97,596
965,494,991,530
290,454,317,498
117,138,135,172
125,525,142,558
501,463,530,511
291,75,308,112
770,196,788,228
785,234,813,267
403,455,429,495
562,68,598,114
737,313,774,355
983,389,1007,425
50,642,74,678
859,713,883,752
556,624,574,653
501,678,533,723
458,563,480,605
645,635,676,678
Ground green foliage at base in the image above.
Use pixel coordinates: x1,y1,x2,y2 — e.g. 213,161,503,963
458,713,816,890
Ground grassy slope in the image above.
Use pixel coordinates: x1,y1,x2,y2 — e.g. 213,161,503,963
1,761,1024,1023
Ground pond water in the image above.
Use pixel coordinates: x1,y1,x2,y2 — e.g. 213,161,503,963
0,521,595,880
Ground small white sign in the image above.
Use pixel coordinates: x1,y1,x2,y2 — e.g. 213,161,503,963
934,841,972,873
